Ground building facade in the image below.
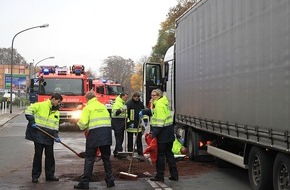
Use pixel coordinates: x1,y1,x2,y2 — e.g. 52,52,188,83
0,64,31,92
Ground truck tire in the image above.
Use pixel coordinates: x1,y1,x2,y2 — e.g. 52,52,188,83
273,153,290,190
248,146,274,190
187,128,200,161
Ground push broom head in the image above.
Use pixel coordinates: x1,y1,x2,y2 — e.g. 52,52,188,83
119,172,138,180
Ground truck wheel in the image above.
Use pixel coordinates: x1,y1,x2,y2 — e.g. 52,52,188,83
248,147,274,190
187,128,200,161
273,153,290,190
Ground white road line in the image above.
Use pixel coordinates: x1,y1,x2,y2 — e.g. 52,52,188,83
156,181,168,188
147,179,159,188
146,179,173,190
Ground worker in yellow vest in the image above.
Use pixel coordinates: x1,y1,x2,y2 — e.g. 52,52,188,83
25,93,63,183
139,89,178,182
111,92,128,158
74,91,114,189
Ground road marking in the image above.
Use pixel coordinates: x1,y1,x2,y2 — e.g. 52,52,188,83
147,179,159,188
156,181,168,187
146,179,173,190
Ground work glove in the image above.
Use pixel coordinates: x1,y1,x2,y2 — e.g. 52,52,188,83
55,137,61,143
31,123,37,129
139,111,143,119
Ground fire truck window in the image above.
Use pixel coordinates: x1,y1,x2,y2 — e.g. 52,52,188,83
39,78,83,95
107,86,113,95
96,86,104,94
106,86,121,95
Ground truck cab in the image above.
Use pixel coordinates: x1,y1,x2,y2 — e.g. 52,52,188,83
93,79,124,113
31,65,93,126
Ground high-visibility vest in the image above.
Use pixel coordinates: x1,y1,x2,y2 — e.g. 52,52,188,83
77,97,111,130
150,96,173,128
172,138,183,155
111,95,127,118
25,100,60,130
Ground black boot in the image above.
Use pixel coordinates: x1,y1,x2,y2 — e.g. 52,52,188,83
74,183,89,189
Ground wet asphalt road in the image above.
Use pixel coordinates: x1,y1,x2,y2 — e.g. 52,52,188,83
0,113,251,190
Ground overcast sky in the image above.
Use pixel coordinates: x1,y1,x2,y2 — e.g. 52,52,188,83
0,0,177,74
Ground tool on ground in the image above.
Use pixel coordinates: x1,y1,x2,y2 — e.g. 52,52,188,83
36,126,85,158
119,118,140,180
118,106,133,157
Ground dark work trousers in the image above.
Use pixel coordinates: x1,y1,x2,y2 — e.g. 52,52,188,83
80,145,114,186
32,142,55,179
111,118,125,155
155,142,178,179
127,131,143,155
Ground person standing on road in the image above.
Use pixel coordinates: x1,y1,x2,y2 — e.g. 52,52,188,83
139,89,178,182
111,92,128,158
74,91,114,189
125,92,145,156
24,93,63,183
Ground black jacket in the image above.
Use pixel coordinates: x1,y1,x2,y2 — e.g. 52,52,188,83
126,98,145,128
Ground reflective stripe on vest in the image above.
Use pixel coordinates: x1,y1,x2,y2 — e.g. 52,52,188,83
150,115,173,128
126,127,142,133
34,115,59,130
111,109,127,118
82,116,111,131
129,109,135,121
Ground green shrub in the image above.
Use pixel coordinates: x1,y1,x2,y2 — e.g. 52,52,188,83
13,97,30,106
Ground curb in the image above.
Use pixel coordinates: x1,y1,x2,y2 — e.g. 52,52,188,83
0,110,24,127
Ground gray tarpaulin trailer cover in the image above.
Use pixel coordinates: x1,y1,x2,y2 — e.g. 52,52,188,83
175,0,290,152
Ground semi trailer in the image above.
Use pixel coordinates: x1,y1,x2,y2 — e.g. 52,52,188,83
143,0,290,189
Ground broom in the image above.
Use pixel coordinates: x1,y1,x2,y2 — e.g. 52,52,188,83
119,118,141,180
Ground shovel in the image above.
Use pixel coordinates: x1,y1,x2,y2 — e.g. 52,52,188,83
36,126,85,158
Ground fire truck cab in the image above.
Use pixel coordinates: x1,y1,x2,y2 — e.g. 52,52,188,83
30,65,93,126
92,79,124,113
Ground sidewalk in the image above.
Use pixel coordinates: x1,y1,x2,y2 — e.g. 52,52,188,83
0,106,25,127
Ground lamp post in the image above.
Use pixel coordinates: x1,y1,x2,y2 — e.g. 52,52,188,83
34,56,55,77
10,24,49,114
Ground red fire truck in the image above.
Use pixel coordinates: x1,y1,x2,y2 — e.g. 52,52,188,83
30,65,93,125
92,79,124,113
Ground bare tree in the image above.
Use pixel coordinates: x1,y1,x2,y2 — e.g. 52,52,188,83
100,55,135,92
0,48,27,65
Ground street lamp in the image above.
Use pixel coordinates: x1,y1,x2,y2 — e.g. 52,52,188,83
10,24,49,114
34,56,55,76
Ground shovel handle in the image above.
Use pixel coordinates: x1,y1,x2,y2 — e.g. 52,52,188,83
36,126,81,157
128,118,141,174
